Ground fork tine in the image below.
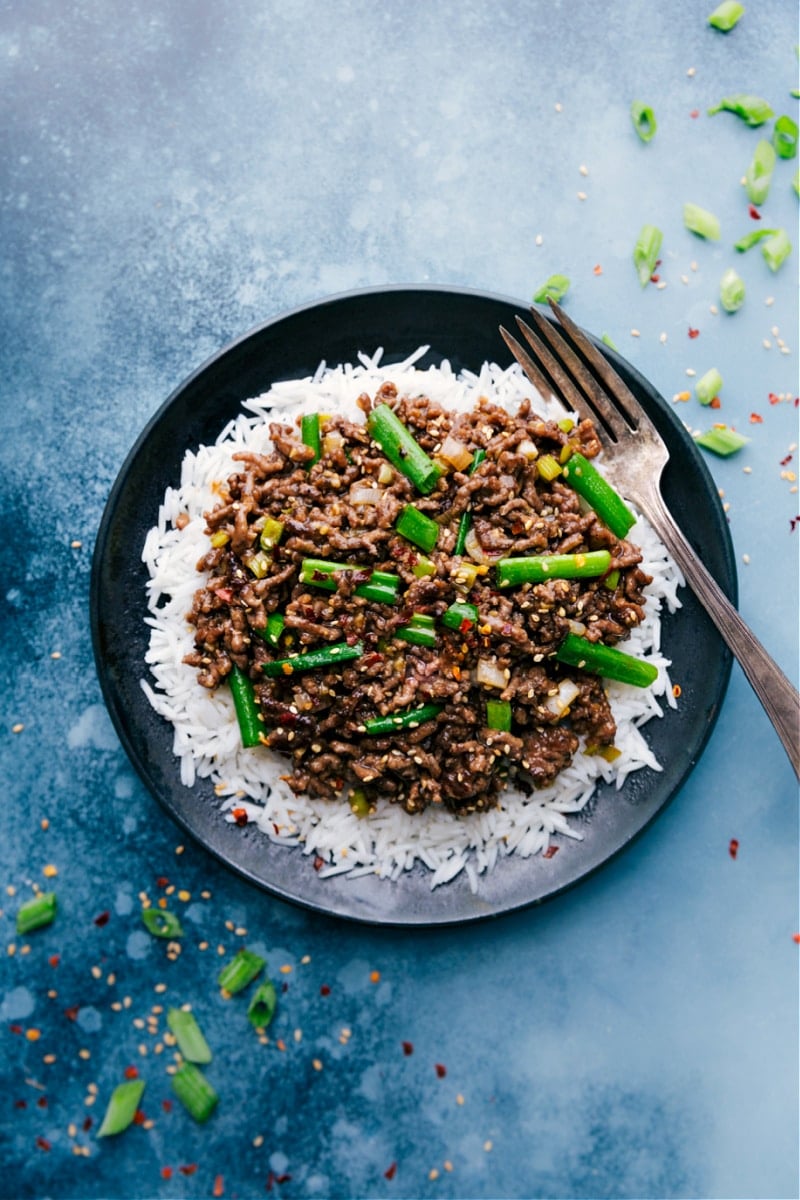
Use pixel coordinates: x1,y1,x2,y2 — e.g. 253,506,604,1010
498,325,561,406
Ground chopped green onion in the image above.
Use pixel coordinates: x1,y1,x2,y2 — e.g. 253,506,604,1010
209,529,230,548
694,426,749,456
773,114,799,160
734,227,780,251
707,1,745,31
600,332,618,351
496,549,612,588
453,449,486,556
229,664,262,748
396,503,440,554
603,569,621,591
441,601,478,631
261,640,363,677
97,1079,146,1137
263,611,286,647
218,948,265,995
533,274,570,304
247,981,278,1030
348,788,371,818
719,268,746,313
536,453,563,482
367,404,441,495
761,228,792,271
166,1008,212,1064
683,202,721,241
630,100,657,142
696,368,724,406
555,633,658,688
486,699,512,732
171,1062,218,1123
561,453,636,538
16,892,57,935
744,139,776,205
397,613,437,649
299,558,400,605
244,550,271,579
794,167,800,197
259,517,285,550
707,94,774,126
364,703,444,736
411,554,437,579
301,413,321,466
633,224,663,286
142,907,183,939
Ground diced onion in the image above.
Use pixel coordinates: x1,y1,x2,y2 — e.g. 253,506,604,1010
543,679,580,717
439,435,473,471
464,526,503,565
323,431,344,454
349,486,383,505
377,463,394,485
517,439,539,462
475,658,508,690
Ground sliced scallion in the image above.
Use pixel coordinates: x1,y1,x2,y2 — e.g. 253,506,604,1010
16,892,57,935
264,611,286,646
633,224,663,286
396,504,440,554
141,907,183,939
696,368,723,406
683,202,721,241
247,980,278,1030
533,274,570,304
744,139,776,205
301,413,321,466
171,1062,218,1123
561,453,636,538
411,554,437,578
761,229,792,271
229,664,262,748
630,100,657,142
694,426,749,456
453,448,486,556
536,453,563,482
259,517,285,550
486,699,512,732
707,1,745,31
97,1079,146,1137
719,268,745,313
734,227,780,252
396,613,437,649
601,332,618,351
367,404,441,495
441,601,478,631
364,704,443,736
166,1008,212,1064
261,640,363,677
555,633,658,688
772,114,799,160
299,558,400,605
496,550,612,587
218,948,265,995
707,94,774,127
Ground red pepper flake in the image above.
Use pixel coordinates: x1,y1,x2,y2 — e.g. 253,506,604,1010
161,1167,173,1180
688,327,700,339
459,618,472,634
435,1063,447,1078
780,454,793,466
156,876,169,889
9,1024,23,1035
14,1099,26,1109
790,517,800,533
63,1006,79,1022
402,1040,414,1056
673,684,682,699
161,1099,173,1113
729,838,739,859
123,1065,139,1080
47,954,60,968
593,264,603,276
82,1116,93,1131
213,1174,225,1198
543,844,560,859
748,204,761,220
276,1174,292,1185
35,1137,51,1152
132,1108,147,1126
232,807,249,826
93,910,110,927
320,984,331,996
749,412,763,424
215,587,234,603
313,856,324,872
690,108,699,118
768,392,781,405
384,1162,398,1180
793,933,800,944
179,1164,198,1176
36,1096,48,1109
650,273,660,283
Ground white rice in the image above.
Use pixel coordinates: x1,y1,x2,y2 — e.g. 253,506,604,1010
141,347,684,891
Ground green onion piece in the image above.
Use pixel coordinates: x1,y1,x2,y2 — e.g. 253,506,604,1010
411,554,436,578
557,417,575,434
536,453,563,482
603,569,621,591
707,94,774,126
209,529,230,548
773,114,799,160
630,100,657,142
555,633,658,688
561,452,636,538
171,1062,218,1123
142,907,183,939
794,167,800,197
218,948,265,995
719,268,746,313
367,404,441,495
453,448,486,556
696,368,724,406
694,426,749,456
229,664,262,748
486,699,512,732
496,549,612,588
299,558,400,604
734,227,780,251
244,550,271,579
348,788,371,818
744,139,776,205
707,1,745,31
97,1079,146,1137
761,228,792,271
600,332,618,351
533,274,570,304
441,601,479,631
261,640,363,677
397,613,437,649
264,612,286,647
364,703,444,736
16,892,57,935
301,413,321,466
247,980,278,1030
259,517,285,550
633,224,663,286
166,1008,212,1064
396,503,440,554
683,202,721,241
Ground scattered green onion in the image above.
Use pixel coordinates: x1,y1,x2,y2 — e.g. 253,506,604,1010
259,517,285,550
396,504,440,554
683,202,721,241
166,1008,212,1064
264,611,286,647
247,980,278,1030
348,788,371,818
555,633,658,688
299,558,400,605
707,94,774,127
244,550,271,579
694,426,749,456
761,228,792,271
772,114,799,160
453,448,486,556
630,100,657,142
793,168,800,197
142,907,183,939
496,550,612,588
600,332,618,351
16,892,57,935
397,613,437,649
364,703,444,736
536,453,563,482
696,368,723,406
719,268,746,313
486,699,512,732
171,1062,218,1123
218,948,265,995
603,569,621,591
209,529,230,548
97,1079,146,1137
734,227,780,251
411,554,437,579
707,1,745,31
533,274,570,304
633,224,663,286
561,453,636,538
301,413,321,466
367,404,441,495
441,601,478,631
261,640,363,677
744,139,776,205
229,664,262,748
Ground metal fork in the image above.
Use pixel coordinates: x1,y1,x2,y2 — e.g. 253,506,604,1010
500,299,799,779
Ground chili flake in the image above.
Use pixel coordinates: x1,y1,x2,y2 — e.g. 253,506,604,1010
232,807,248,826
48,955,60,968
593,264,603,276
93,910,110,927
160,1167,173,1180
729,838,739,859
793,934,800,944
36,1137,51,1152
384,1162,397,1180
543,845,560,859
672,684,682,699
690,108,699,118
688,327,700,339
179,1164,198,1176
748,204,761,220
402,1041,414,1056
123,1065,139,1080
749,413,763,424
320,984,331,996
435,1063,447,1078
213,1174,225,1197
370,970,381,984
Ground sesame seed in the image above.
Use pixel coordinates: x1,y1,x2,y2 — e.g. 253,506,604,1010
535,234,543,246
659,332,667,344
630,329,641,338
743,554,751,564
312,1058,323,1071
687,66,696,77
577,191,587,201
763,339,772,349
11,724,24,734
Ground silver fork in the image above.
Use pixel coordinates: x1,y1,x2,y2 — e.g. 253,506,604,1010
500,299,799,779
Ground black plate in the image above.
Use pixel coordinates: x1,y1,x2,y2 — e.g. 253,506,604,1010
91,285,735,926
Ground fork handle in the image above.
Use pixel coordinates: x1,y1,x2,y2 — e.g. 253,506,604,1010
639,486,799,779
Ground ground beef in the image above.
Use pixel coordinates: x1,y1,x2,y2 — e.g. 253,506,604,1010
184,389,652,815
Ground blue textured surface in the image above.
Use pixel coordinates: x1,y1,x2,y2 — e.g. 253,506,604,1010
1,2,798,1198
